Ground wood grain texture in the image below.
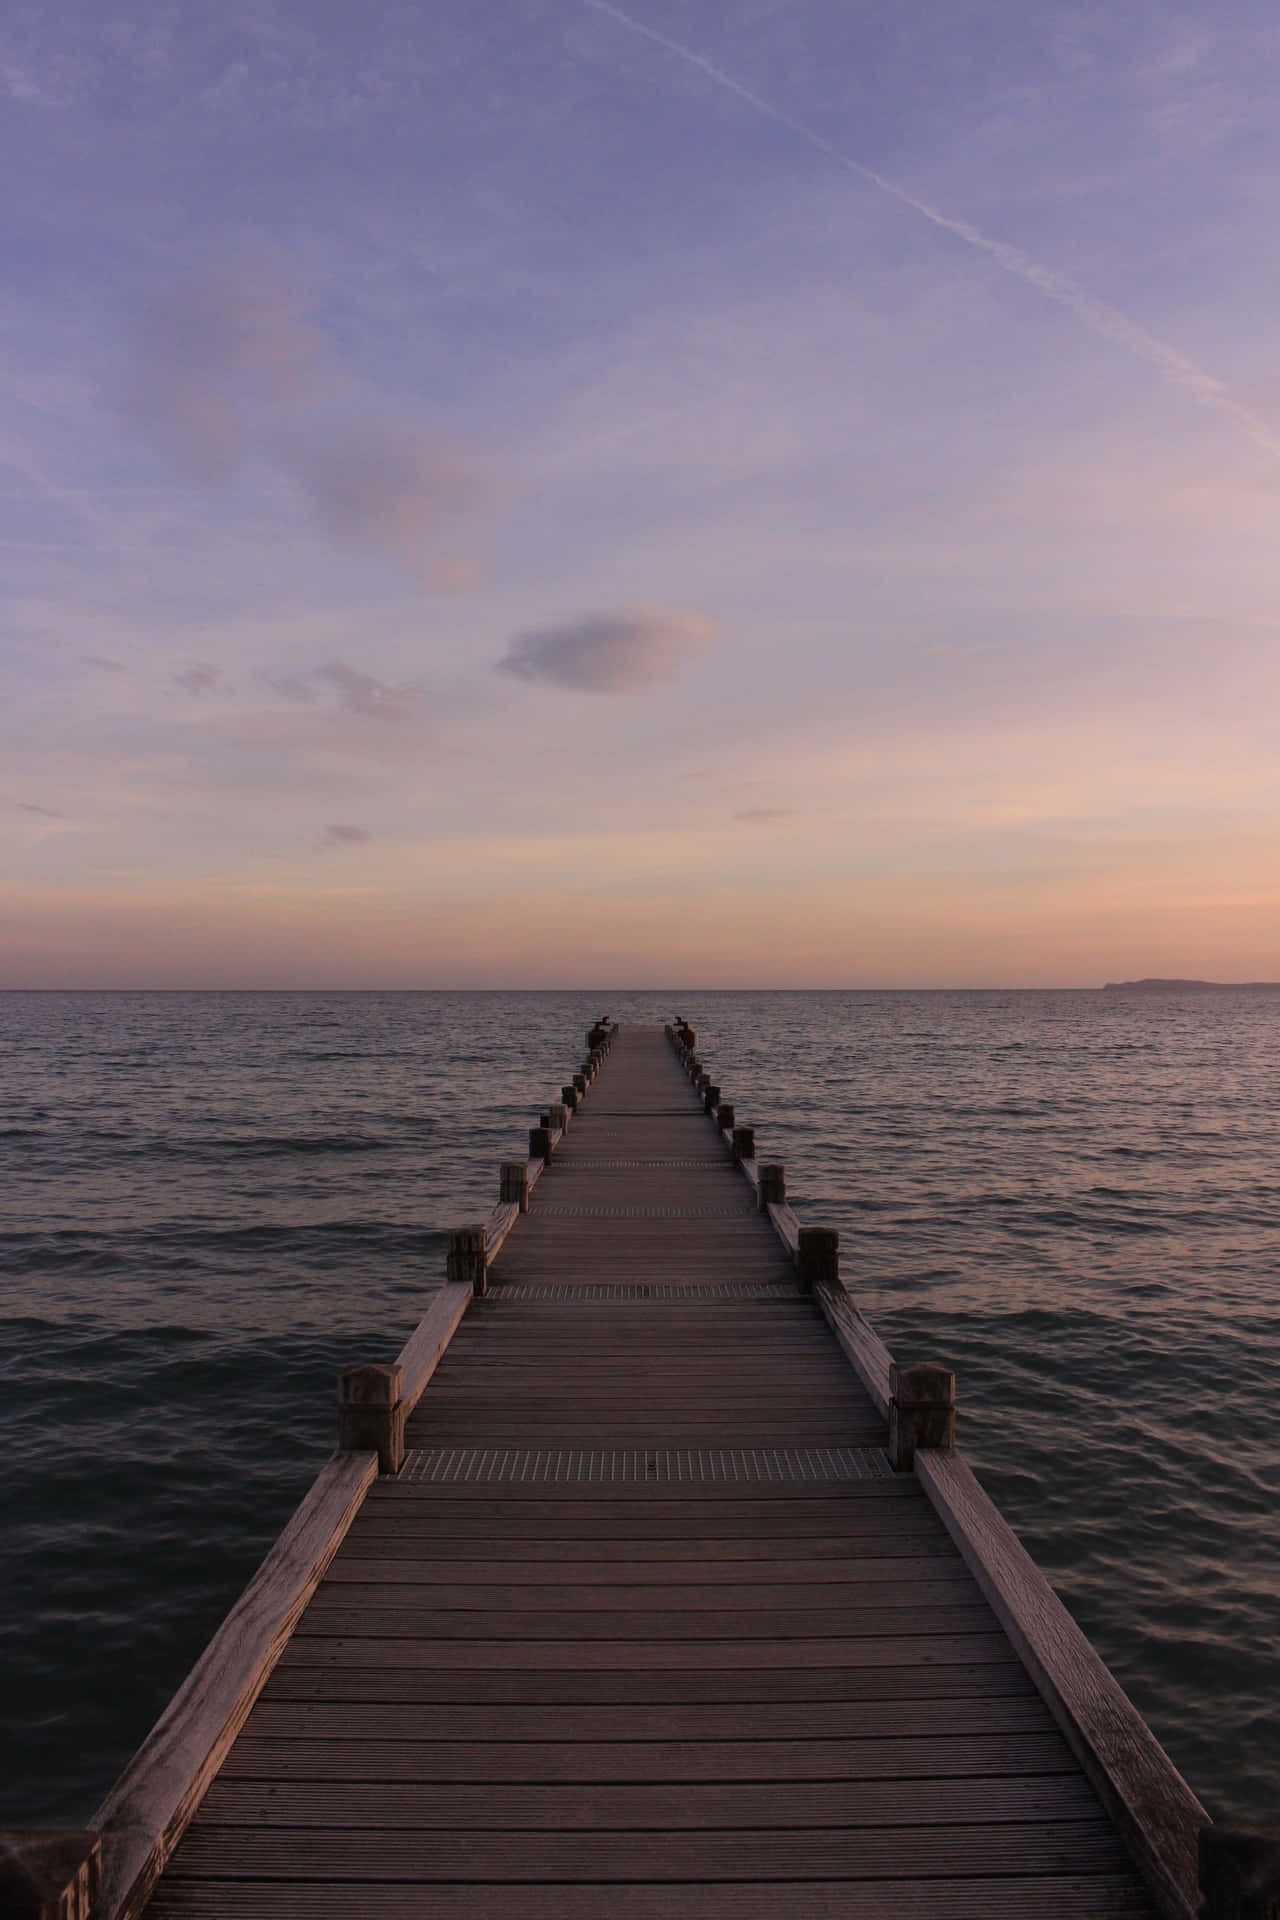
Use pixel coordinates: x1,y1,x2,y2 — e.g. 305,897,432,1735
815,1277,894,1420
392,1281,470,1417
92,1449,377,1920
916,1449,1206,1920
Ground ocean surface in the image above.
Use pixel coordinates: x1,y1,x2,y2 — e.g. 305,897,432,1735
2,988,1278,1832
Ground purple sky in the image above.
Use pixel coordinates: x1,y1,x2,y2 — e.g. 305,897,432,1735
4,0,1280,984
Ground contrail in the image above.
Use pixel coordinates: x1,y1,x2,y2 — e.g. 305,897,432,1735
582,0,1280,457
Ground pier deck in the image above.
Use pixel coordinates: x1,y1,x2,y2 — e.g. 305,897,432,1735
75,1025,1213,1919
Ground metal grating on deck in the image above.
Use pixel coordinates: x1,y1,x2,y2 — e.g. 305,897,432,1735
485,1279,803,1301
399,1445,893,1484
534,1204,758,1218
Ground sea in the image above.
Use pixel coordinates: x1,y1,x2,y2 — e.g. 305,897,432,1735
2,988,1278,1831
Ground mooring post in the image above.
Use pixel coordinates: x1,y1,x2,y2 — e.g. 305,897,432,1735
530,1124,553,1164
758,1163,786,1209
1199,1828,1280,1919
889,1361,956,1471
572,1072,587,1097
448,1225,488,1297
561,1084,579,1113
732,1125,755,1162
0,1831,101,1920
797,1225,838,1290
716,1102,735,1131
548,1101,569,1133
702,1082,720,1113
339,1361,405,1475
500,1161,530,1212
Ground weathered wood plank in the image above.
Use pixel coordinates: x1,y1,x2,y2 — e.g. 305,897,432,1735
91,1449,377,1920
195,1770,1106,1829
393,1281,470,1417
147,1819,1135,1880
916,1449,1206,1920
814,1278,894,1420
144,1875,1155,1919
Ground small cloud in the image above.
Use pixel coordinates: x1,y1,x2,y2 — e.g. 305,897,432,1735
324,824,372,846
734,807,793,824
14,800,65,818
277,420,505,587
497,608,714,693
316,660,416,720
85,654,126,672
268,673,316,702
123,260,505,585
175,664,219,694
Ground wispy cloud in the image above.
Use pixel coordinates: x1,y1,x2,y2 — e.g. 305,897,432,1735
13,799,65,818
497,608,713,692
123,260,506,584
324,823,372,846
85,654,126,673
734,806,792,824
583,0,1280,458
175,664,219,694
315,661,420,720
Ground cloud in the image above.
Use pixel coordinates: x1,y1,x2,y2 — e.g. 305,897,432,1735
14,800,65,818
734,806,792,823
324,824,372,846
175,664,219,694
497,608,714,693
85,654,126,673
123,261,505,583
315,661,419,720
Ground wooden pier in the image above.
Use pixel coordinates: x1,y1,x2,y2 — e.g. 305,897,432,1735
10,1020,1269,1920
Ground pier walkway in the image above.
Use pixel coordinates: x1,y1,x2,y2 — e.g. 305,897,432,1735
28,1024,1224,1920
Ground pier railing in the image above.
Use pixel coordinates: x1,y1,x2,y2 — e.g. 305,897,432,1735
663,1015,1222,1920
21,1020,616,1920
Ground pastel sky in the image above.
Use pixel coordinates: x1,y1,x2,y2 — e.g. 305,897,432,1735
4,0,1280,986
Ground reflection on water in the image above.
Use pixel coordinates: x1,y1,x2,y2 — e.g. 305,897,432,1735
2,988,1277,1824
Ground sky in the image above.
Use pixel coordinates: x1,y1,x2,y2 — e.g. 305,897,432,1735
3,0,1280,987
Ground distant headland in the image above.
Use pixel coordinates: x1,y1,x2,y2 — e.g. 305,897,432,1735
1102,977,1280,991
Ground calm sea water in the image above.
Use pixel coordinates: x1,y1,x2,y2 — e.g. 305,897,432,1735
2,989,1277,1830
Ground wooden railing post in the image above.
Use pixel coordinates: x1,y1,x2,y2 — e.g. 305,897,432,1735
447,1225,488,1297
572,1073,587,1098
702,1082,720,1114
500,1161,530,1212
561,1084,579,1113
889,1361,956,1471
731,1125,755,1162
758,1163,786,1209
716,1102,735,1131
1199,1827,1280,1918
0,1831,100,1920
797,1225,838,1290
339,1362,405,1475
548,1101,569,1133
530,1125,552,1164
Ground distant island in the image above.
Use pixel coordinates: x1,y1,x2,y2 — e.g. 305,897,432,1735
1102,977,1280,991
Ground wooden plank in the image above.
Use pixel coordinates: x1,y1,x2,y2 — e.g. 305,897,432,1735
484,1199,521,1264
263,1659,1039,1706
916,1449,1205,1920
393,1281,470,1417
215,1730,1078,1785
144,1874,1155,1919
233,1692,1056,1741
91,1449,378,1920
767,1201,800,1260
196,1770,1107,1829
151,1819,1135,1880
814,1278,894,1420
272,1630,1017,1672
291,1599,999,1640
